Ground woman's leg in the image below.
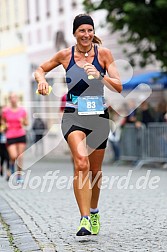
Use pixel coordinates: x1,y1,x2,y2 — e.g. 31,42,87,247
89,149,105,209
7,144,18,174
7,143,26,180
88,148,105,235
5,147,10,171
111,141,120,161
0,155,4,176
7,144,18,160
16,143,26,175
0,144,5,176
67,130,92,217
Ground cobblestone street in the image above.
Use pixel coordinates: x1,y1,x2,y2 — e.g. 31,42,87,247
0,158,167,252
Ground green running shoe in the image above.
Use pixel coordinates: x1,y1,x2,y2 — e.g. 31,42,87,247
76,217,91,236
90,213,100,235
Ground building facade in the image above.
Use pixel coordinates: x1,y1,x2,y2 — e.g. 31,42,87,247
0,0,29,106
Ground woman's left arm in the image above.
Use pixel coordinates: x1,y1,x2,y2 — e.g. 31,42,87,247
101,48,122,93
22,115,29,126
20,110,29,127
84,47,122,93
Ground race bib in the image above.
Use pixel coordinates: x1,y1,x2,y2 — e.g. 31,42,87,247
78,96,104,115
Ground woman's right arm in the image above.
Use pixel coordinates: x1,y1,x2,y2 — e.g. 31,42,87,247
34,50,66,95
1,110,7,132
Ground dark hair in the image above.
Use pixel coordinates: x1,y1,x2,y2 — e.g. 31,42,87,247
73,14,102,45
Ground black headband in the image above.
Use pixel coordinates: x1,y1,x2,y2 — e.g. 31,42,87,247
73,15,94,34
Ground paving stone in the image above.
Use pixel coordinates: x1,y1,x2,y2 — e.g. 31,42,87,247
0,220,14,252
0,193,42,252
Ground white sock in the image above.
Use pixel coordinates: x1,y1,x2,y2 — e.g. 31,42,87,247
90,208,99,214
81,215,90,220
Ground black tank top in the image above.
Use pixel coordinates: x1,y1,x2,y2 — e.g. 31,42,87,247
65,45,106,108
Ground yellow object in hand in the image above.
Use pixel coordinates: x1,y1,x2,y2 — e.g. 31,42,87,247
83,63,94,80
88,75,94,80
36,85,52,95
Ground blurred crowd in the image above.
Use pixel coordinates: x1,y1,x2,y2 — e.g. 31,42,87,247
108,99,167,164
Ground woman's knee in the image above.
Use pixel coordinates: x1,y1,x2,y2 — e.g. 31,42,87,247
7,145,18,161
91,169,102,179
9,154,17,162
74,156,89,174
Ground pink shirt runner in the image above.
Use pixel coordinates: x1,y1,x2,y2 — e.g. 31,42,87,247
2,107,27,139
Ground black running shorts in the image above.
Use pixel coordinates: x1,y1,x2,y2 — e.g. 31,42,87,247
61,107,109,150
7,135,26,146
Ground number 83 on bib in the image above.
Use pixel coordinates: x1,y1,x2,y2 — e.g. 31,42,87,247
78,96,104,115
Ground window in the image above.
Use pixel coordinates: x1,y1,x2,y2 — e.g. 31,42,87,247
2,65,7,81
55,30,68,50
0,4,3,31
28,31,32,45
5,0,10,29
37,29,41,43
26,0,30,24
47,25,52,40
46,0,51,17
58,0,64,13
14,0,19,27
1,0,10,30
71,0,77,8
35,0,40,21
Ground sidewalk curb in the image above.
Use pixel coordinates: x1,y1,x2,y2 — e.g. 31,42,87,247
0,195,42,252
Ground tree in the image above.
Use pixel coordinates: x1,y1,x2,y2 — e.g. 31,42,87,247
83,0,167,69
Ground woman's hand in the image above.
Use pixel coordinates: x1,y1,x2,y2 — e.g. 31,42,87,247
37,82,49,95
0,123,6,133
19,116,28,127
83,63,100,79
